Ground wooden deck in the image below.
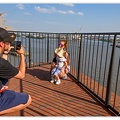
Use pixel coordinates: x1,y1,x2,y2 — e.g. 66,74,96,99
1,64,116,116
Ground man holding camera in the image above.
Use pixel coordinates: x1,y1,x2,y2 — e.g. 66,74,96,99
0,27,32,115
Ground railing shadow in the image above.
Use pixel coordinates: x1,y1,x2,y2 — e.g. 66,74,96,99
26,68,50,81
4,64,114,116
20,80,24,116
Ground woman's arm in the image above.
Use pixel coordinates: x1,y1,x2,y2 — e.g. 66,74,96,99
64,52,70,65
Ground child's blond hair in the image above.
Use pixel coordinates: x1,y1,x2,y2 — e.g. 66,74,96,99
59,40,68,49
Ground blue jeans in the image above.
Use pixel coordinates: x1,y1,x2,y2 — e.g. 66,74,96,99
0,90,29,111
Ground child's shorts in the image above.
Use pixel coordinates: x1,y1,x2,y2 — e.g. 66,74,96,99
51,67,61,76
0,90,29,111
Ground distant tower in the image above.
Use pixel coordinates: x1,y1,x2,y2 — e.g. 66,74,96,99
3,19,12,30
3,19,6,28
0,12,6,27
0,13,12,30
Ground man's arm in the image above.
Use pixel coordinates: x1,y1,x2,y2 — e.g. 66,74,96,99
14,47,26,79
2,46,25,79
2,46,14,60
14,54,25,79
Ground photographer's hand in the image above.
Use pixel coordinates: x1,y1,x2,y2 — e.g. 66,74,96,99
16,46,24,55
2,46,14,60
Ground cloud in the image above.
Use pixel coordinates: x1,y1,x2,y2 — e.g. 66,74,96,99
24,12,32,15
78,12,84,15
58,10,67,14
34,6,56,13
61,3,74,7
35,6,84,16
16,4,24,10
67,10,75,14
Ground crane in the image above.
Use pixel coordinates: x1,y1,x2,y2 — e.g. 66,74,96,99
0,12,6,27
0,12,12,30
78,26,82,33
0,7,15,29
72,26,82,33
2,18,12,30
3,18,6,27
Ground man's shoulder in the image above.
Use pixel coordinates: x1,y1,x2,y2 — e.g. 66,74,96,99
0,57,5,63
0,57,10,66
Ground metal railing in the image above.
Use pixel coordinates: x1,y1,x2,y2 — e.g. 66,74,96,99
8,31,120,115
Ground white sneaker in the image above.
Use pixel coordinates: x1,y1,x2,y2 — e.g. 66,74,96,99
56,79,61,85
50,79,54,83
50,75,55,83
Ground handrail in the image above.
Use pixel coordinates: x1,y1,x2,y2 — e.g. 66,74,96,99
8,31,120,115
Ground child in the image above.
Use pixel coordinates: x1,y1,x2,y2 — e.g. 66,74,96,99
50,48,67,85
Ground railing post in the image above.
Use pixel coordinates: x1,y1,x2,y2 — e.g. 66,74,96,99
28,32,31,68
47,33,49,63
66,34,68,41
58,34,60,41
77,34,82,82
105,34,117,107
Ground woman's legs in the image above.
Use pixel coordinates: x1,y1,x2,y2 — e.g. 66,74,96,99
59,69,67,79
59,66,70,79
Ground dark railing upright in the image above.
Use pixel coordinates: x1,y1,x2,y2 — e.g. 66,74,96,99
77,34,82,82
28,32,31,68
105,34,117,106
47,33,50,63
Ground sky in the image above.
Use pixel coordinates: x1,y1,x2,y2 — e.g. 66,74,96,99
0,1,120,33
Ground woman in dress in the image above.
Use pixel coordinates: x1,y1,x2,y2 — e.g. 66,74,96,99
50,40,70,84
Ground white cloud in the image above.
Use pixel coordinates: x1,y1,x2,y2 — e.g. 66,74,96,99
24,12,32,15
67,10,75,14
78,12,84,15
35,6,84,16
34,6,56,13
61,3,74,7
16,4,24,10
58,10,67,14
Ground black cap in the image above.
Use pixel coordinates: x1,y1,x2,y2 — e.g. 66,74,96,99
0,27,16,42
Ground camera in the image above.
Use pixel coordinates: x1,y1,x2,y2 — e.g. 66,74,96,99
11,41,21,51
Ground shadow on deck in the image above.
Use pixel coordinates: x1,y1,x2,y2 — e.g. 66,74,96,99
1,64,116,116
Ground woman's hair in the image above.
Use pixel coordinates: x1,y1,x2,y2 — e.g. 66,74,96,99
60,40,68,49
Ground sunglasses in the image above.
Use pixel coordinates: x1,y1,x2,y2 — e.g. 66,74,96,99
58,42,64,47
